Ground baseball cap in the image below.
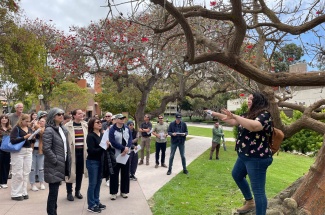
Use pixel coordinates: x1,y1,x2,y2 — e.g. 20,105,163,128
175,113,182,119
115,113,126,119
37,111,48,120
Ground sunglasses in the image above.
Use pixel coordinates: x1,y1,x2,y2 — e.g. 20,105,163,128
56,113,64,117
95,121,102,124
158,118,163,119
105,116,111,117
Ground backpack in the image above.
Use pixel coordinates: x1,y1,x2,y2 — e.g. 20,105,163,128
269,127,284,155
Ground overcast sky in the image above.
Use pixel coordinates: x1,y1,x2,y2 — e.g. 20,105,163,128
20,0,125,33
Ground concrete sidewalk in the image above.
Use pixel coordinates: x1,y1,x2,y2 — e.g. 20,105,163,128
0,136,216,215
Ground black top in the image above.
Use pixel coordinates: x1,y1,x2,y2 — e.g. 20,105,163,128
140,121,152,137
10,126,33,148
86,132,104,161
236,111,272,158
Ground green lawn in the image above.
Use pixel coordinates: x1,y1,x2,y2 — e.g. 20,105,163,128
187,126,233,138
150,141,314,215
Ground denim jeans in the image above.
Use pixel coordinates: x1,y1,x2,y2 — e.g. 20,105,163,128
168,142,186,171
10,147,32,197
47,182,60,215
0,150,10,184
86,159,102,208
155,142,167,165
232,154,273,215
29,149,44,183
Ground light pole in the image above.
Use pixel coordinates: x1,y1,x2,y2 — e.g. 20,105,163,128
38,94,44,110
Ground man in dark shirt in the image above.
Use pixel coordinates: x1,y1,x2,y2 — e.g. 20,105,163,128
167,113,188,175
138,114,152,165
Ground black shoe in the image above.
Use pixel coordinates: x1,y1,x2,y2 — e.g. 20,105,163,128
87,206,101,213
75,191,83,199
130,175,137,181
98,203,106,210
23,195,29,200
167,170,172,175
67,193,74,201
216,157,219,160
11,196,24,201
183,170,188,174
209,157,212,160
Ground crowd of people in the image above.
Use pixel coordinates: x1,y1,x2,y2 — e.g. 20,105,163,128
0,91,274,215
0,103,190,214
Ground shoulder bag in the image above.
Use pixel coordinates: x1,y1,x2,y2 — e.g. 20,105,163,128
0,127,26,153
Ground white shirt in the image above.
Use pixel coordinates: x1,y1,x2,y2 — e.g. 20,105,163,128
58,126,67,161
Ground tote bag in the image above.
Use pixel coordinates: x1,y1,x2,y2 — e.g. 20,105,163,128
0,128,25,153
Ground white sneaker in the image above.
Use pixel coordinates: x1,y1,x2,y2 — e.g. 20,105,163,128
106,180,110,187
31,184,39,191
110,194,117,200
1,184,8,189
40,183,46,190
121,193,128,198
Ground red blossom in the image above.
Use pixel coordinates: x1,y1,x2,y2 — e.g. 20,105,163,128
287,57,294,62
246,45,253,49
141,37,149,42
239,93,245,97
210,1,217,6
316,11,322,15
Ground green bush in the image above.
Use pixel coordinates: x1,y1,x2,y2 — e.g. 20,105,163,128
280,110,324,154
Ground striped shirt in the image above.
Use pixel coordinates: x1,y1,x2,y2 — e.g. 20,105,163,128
73,122,84,149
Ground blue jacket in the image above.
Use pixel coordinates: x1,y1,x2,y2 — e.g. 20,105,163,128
168,120,188,144
109,124,132,157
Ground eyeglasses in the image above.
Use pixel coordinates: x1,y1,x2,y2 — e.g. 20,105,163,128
56,113,64,117
95,121,102,124
158,118,163,119
105,116,111,117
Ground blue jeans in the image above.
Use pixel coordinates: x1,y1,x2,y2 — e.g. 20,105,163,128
86,160,102,208
232,154,273,215
29,149,44,183
168,142,186,171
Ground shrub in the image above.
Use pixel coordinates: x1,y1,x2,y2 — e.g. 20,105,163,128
280,110,323,154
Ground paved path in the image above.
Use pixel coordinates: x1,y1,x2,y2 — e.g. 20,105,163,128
0,134,234,215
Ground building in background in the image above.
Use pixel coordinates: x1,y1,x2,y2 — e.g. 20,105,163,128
227,63,325,113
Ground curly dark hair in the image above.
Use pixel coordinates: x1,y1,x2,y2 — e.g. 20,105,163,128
246,92,269,119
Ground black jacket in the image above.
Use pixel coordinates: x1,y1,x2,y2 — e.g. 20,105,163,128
43,125,71,183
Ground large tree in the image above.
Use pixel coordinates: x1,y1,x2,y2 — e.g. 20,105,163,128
51,14,234,125
118,0,325,214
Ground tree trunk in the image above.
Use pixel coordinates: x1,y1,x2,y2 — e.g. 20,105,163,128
135,88,150,127
291,134,325,215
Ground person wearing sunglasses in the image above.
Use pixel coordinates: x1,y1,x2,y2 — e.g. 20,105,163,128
138,114,152,166
108,114,132,200
64,109,88,201
152,115,168,168
43,108,71,215
102,112,113,131
85,118,106,213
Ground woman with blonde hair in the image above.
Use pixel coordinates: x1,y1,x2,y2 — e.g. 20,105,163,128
29,117,46,191
10,113,33,201
0,114,12,188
